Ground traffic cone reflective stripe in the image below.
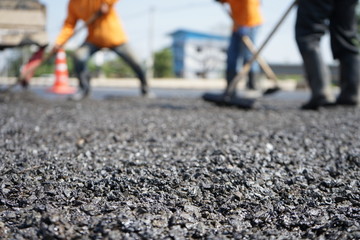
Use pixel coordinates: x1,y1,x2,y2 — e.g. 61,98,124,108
47,48,76,94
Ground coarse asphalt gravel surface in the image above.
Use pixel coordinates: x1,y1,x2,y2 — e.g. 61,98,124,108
0,90,359,239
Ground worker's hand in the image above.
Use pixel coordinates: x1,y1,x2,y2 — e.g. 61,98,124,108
51,44,62,54
100,3,110,14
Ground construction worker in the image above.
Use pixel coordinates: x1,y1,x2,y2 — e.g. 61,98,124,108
53,0,150,100
296,0,360,110
215,0,264,91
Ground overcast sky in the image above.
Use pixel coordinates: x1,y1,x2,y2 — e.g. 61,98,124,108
39,0,335,64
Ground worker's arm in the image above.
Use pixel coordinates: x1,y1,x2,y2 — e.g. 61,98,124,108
53,2,78,52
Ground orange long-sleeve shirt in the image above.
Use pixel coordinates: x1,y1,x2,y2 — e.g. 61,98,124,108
221,0,263,29
55,0,127,48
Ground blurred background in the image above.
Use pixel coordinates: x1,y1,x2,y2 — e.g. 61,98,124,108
0,0,359,84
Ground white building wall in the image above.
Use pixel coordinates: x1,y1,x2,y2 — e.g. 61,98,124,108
183,38,227,79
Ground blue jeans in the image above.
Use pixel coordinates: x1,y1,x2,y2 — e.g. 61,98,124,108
74,42,147,88
226,26,260,86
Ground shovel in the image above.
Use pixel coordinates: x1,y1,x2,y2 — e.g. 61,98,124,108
1,10,102,93
221,3,281,95
203,0,297,108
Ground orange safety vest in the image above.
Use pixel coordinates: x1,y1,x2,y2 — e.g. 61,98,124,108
55,0,127,48
221,0,263,29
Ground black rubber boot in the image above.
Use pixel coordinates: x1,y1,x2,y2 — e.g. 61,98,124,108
68,72,91,101
141,82,149,95
247,71,258,90
336,54,360,106
300,98,336,110
299,47,334,109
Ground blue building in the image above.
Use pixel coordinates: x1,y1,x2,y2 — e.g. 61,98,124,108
169,29,229,79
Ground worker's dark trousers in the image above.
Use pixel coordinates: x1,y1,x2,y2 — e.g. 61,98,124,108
295,0,360,103
74,42,148,94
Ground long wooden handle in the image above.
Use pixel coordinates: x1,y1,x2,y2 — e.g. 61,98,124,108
242,35,278,83
17,10,103,83
224,0,297,97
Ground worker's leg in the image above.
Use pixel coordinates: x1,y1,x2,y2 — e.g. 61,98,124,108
111,43,149,96
244,26,260,90
295,0,334,109
331,0,360,105
226,31,241,88
337,54,360,105
72,42,99,100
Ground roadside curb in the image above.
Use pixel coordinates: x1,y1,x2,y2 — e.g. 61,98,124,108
0,77,298,91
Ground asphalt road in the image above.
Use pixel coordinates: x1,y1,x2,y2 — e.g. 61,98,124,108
26,86,310,103
1,85,359,239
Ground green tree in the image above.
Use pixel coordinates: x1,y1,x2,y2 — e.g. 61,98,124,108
7,53,23,77
87,60,101,78
102,58,135,78
33,54,54,77
153,47,174,78
2,48,27,77
357,3,360,35
356,3,360,49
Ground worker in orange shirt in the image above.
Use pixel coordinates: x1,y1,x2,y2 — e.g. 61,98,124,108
215,0,263,91
53,0,150,100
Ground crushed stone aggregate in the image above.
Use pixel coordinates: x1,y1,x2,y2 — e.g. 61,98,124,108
0,91,359,239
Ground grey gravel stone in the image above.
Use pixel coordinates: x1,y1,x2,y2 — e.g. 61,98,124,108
0,91,359,239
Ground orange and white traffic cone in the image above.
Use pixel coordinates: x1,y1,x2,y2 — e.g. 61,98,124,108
47,48,76,94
